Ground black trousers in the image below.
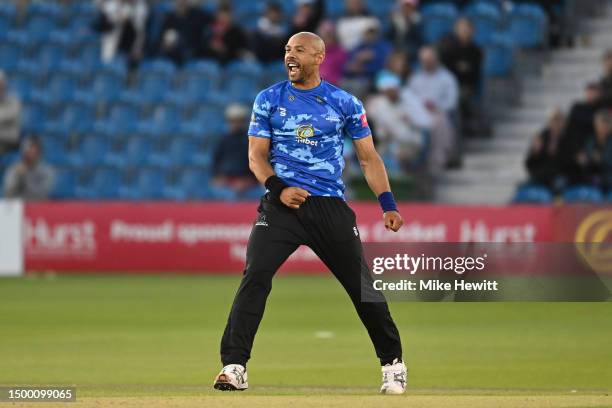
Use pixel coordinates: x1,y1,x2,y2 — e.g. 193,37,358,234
220,194,402,366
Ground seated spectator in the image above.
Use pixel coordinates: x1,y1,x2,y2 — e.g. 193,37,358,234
343,20,392,97
0,71,21,155
525,108,566,191
558,82,603,181
254,3,288,64
290,0,325,36
212,104,257,195
3,137,55,200
204,4,250,65
94,0,148,65
599,49,612,107
408,46,458,166
386,49,411,85
387,0,423,62
336,0,378,51
158,0,212,66
409,46,458,115
318,21,347,85
439,18,483,137
575,109,612,191
366,72,430,170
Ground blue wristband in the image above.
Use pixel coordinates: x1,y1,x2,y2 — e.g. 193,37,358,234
378,192,398,213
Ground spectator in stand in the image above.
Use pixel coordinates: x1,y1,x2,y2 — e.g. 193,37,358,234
387,0,423,63
212,104,257,195
439,17,483,137
0,71,21,155
525,108,566,191
204,4,250,65
94,0,148,66
408,46,458,166
559,82,602,181
254,3,288,64
318,21,347,85
3,137,55,200
157,0,212,66
343,20,392,97
409,46,458,115
386,49,411,85
366,72,431,171
599,49,612,107
289,0,325,36
336,0,378,51
575,109,612,191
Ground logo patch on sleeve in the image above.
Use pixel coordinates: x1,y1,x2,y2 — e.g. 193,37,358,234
360,113,368,128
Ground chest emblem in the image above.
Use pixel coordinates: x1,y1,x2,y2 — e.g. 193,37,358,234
296,124,318,146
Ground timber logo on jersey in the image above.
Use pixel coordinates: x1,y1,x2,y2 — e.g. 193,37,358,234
296,124,318,146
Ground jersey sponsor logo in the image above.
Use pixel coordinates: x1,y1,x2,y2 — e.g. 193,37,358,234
296,124,318,146
360,113,368,128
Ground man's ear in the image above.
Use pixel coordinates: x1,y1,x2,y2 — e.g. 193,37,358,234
316,52,325,65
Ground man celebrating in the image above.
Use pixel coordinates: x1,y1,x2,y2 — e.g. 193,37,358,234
213,32,406,394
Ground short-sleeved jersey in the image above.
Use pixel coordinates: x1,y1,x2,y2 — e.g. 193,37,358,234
248,80,371,198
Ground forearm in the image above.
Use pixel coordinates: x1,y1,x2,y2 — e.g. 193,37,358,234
360,152,392,197
248,153,275,185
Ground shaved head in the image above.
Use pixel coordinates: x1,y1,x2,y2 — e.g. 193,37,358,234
285,32,326,88
290,32,326,55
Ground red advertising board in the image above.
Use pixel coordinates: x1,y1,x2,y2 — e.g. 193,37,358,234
24,202,554,273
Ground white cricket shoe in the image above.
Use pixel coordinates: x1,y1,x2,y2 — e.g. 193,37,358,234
213,364,248,391
380,359,407,394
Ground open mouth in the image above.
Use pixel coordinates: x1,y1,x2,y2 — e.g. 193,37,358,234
286,61,301,75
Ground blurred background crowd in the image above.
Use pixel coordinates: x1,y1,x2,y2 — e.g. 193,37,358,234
0,0,610,203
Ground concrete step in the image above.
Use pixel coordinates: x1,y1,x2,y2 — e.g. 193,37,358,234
462,151,524,170
550,47,604,63
435,184,517,205
464,136,530,153
494,121,541,138
440,165,526,185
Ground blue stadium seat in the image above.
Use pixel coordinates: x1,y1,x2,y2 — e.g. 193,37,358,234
8,73,33,100
45,103,96,135
0,43,20,71
50,168,76,199
464,1,503,46
123,136,152,167
69,2,96,19
325,1,345,19
0,15,11,39
92,168,122,199
209,185,238,201
150,105,182,135
107,104,140,133
241,185,266,200
124,168,166,200
150,137,196,168
163,168,209,200
87,73,124,104
484,34,514,77
27,2,63,20
140,58,177,77
40,138,69,166
421,2,458,43
262,62,288,88
192,105,226,134
512,184,553,204
21,104,47,134
38,44,67,73
46,74,78,103
49,30,81,55
0,2,17,21
562,186,604,203
74,136,109,167
25,16,57,43
508,3,548,48
137,76,172,103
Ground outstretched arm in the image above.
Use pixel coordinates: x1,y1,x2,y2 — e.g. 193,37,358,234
353,135,403,232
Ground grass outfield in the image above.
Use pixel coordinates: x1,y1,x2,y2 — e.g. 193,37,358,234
0,275,611,407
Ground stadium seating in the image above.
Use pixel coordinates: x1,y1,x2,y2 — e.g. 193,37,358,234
0,0,554,200
562,186,604,204
512,184,553,204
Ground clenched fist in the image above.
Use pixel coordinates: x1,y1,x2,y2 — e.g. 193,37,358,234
384,211,403,232
280,187,310,209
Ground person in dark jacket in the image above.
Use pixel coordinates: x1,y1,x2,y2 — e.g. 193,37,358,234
575,109,612,191
158,0,212,65
253,2,288,63
387,0,423,63
439,17,483,137
204,4,250,64
212,104,257,194
525,108,566,191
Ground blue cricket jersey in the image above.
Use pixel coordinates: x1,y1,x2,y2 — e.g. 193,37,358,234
248,80,372,199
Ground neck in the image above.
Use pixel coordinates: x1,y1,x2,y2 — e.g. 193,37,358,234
292,74,322,90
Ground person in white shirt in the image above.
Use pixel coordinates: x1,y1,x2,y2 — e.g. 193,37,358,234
409,46,458,113
408,46,458,168
366,71,430,169
95,0,148,64
0,71,21,155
